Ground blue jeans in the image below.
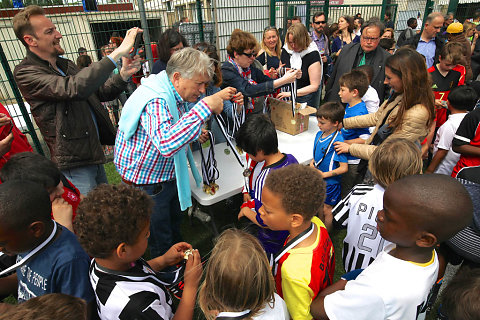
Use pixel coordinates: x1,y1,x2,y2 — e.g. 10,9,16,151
138,180,183,258
61,164,108,195
297,91,319,109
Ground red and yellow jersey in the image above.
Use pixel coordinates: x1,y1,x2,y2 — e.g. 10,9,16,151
275,217,335,320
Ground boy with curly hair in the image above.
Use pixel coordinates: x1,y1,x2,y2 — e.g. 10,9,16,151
74,184,203,320
259,164,335,320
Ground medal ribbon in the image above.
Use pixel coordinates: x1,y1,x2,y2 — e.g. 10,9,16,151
0,221,58,277
216,309,252,320
231,102,245,140
314,131,339,168
291,78,297,117
272,222,314,276
198,132,219,185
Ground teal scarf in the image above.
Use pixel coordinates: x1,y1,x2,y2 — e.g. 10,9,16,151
118,71,202,210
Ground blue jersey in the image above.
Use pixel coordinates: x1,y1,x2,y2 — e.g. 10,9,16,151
341,101,370,162
313,130,347,185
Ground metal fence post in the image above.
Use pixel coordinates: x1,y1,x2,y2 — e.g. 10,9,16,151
137,0,153,74
305,0,311,27
270,0,276,27
323,0,329,21
196,0,205,43
0,42,44,155
447,0,459,16
380,0,387,22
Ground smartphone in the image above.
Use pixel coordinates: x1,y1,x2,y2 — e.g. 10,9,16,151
0,120,13,140
130,33,143,58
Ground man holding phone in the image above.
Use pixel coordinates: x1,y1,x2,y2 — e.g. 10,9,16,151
12,5,142,194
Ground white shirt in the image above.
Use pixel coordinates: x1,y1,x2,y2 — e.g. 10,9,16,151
333,184,391,272
433,113,467,175
324,244,438,320
216,294,290,320
362,86,380,133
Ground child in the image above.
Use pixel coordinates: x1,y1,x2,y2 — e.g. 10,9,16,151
0,293,87,320
309,102,348,231
74,184,202,320
426,86,478,175
259,164,335,320
441,266,480,320
338,70,370,197
428,42,466,128
355,65,380,115
451,104,480,178
236,114,298,258
198,229,290,320
0,180,93,305
333,138,423,273
310,174,473,320
0,152,81,232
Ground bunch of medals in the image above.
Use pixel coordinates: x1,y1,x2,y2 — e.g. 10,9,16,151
199,131,219,195
277,66,298,117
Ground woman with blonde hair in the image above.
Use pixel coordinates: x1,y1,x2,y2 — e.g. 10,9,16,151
222,29,300,114
257,26,282,74
198,229,290,320
334,48,435,179
279,23,322,107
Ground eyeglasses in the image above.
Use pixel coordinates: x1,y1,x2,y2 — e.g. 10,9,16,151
361,36,380,42
313,21,327,25
241,51,256,58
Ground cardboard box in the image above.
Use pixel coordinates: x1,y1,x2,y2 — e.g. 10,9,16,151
268,97,317,135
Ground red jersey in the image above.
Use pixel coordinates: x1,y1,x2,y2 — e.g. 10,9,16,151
0,103,33,170
428,64,464,128
452,108,480,177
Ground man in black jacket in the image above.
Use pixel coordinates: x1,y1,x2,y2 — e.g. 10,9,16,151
403,12,445,69
325,21,390,102
12,5,141,194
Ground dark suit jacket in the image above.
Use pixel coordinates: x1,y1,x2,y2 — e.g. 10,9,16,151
325,42,390,102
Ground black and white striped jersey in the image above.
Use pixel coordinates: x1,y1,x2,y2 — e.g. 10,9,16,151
333,184,391,273
90,258,174,320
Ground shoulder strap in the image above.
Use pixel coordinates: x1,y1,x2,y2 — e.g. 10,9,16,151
315,131,339,168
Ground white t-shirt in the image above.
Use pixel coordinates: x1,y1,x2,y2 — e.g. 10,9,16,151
362,86,380,133
433,113,467,175
216,293,290,320
333,184,391,272
324,244,439,320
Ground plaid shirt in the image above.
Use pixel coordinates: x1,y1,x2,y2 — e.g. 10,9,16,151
114,81,211,184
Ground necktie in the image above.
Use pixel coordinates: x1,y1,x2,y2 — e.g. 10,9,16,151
358,52,366,66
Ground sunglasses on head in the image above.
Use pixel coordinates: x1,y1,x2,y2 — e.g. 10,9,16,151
264,26,278,31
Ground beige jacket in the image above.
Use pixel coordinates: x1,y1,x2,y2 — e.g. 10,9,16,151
343,94,430,160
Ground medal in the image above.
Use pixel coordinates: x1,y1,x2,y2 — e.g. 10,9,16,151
243,169,251,177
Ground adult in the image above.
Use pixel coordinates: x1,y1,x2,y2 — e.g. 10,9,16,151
115,48,233,257
440,12,454,35
353,17,364,37
325,20,390,102
279,23,322,108
446,22,473,81
331,15,359,56
151,28,187,74
397,17,417,47
384,12,394,29
404,12,445,69
257,26,282,72
334,48,434,165
416,12,423,33
310,12,331,85
291,16,302,25
12,5,141,195
310,12,329,65
76,54,92,69
381,28,394,39
221,29,300,114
